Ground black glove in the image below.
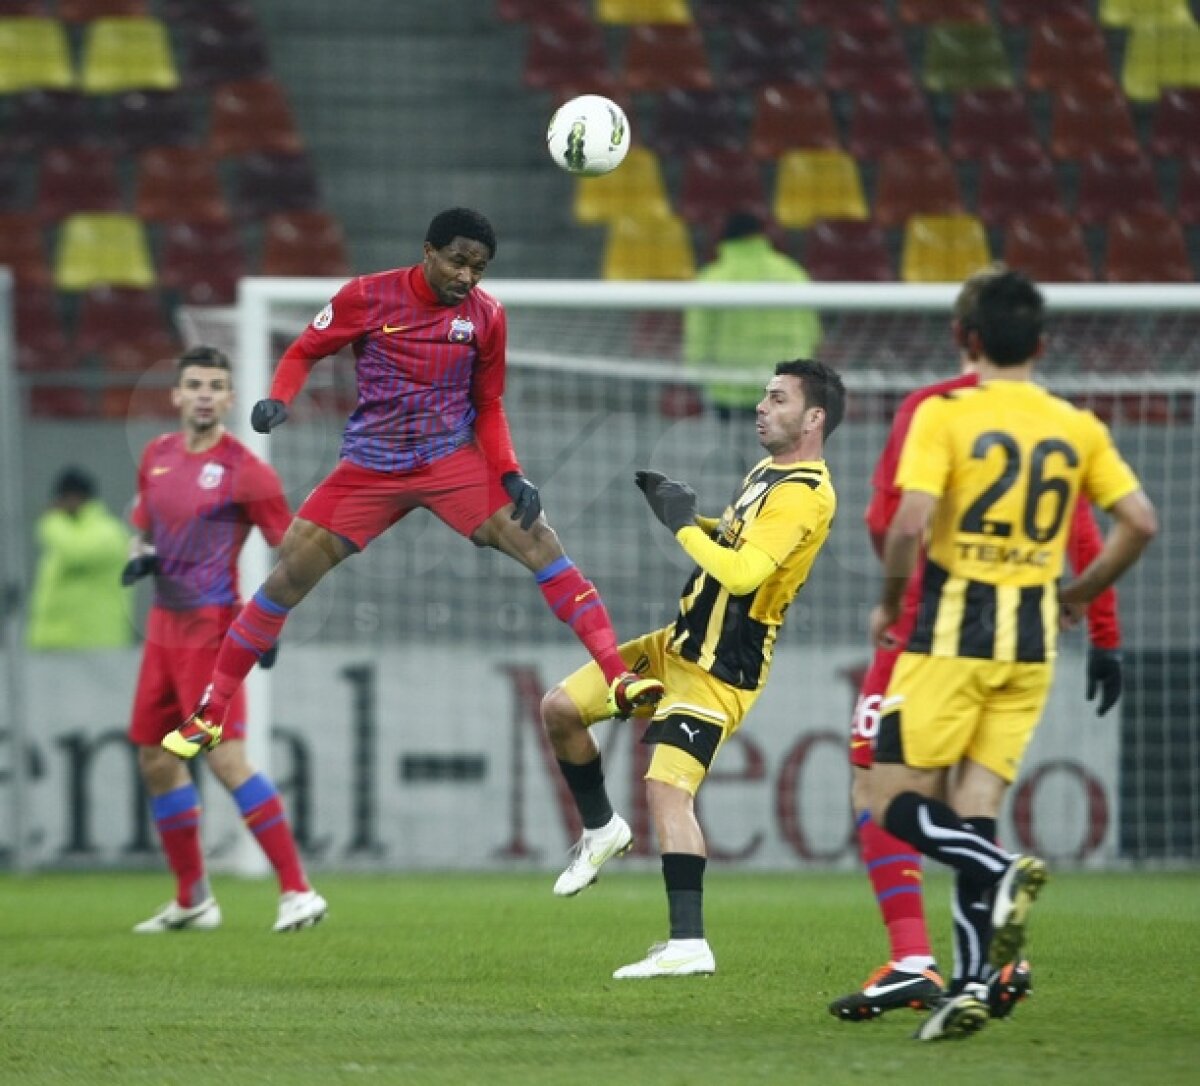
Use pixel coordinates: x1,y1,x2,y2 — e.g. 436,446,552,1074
1086,646,1123,717
635,469,697,534
251,398,289,434
259,642,279,670
120,553,158,586
502,472,541,531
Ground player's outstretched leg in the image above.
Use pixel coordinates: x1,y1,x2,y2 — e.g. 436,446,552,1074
554,813,633,897
828,962,944,1021
161,688,222,759
607,672,664,719
986,959,1033,1019
989,855,1049,968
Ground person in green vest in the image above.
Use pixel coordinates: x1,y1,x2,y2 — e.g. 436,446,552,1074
684,211,823,418
26,467,132,649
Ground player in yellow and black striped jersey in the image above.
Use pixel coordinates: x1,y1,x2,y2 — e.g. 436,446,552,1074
539,359,844,981
867,271,1158,1042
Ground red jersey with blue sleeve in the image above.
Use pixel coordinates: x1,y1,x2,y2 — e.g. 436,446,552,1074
131,432,291,611
268,266,520,477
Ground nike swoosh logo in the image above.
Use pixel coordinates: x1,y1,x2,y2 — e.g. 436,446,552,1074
652,955,710,970
902,869,922,880
382,323,407,334
850,740,869,749
151,466,171,475
574,589,596,602
864,975,935,997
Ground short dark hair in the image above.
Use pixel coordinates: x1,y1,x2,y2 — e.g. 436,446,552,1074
953,261,1008,330
425,207,497,259
177,345,232,383
975,270,1044,366
54,466,96,500
774,359,846,439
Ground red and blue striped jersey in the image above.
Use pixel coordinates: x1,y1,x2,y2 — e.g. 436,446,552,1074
132,432,291,610
270,265,520,476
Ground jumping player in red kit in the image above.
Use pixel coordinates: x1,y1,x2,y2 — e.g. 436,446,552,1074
124,345,326,934
829,265,1122,1021
162,207,664,764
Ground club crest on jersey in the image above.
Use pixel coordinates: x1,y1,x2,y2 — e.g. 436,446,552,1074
313,303,333,330
735,481,769,510
199,462,225,490
447,315,475,343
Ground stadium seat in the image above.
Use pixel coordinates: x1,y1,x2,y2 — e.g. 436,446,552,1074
54,212,155,290
231,152,322,220
693,0,790,28
0,212,52,289
1176,153,1200,224
80,16,179,93
208,77,304,157
899,0,989,23
749,82,838,160
1099,0,1195,27
597,0,691,23
874,148,963,228
800,0,890,27
2,90,95,151
163,0,257,31
1104,209,1193,282
14,287,76,372
1003,211,1093,281
724,21,810,91
1076,150,1162,225
522,23,619,98
76,286,179,371
182,13,271,86
921,23,1013,94
847,81,939,159
976,141,1066,225
111,90,197,151
59,0,148,18
496,0,591,25
802,219,893,281
948,89,1038,161
0,16,74,92
159,218,245,305
134,146,230,224
997,0,1090,24
824,23,913,93
0,1,49,12
678,149,769,232
35,147,122,221
773,150,868,228
573,146,672,224
602,213,696,280
261,211,351,277
1149,89,1200,159
900,213,991,282
1026,15,1114,93
0,153,19,209
650,90,744,156
1050,82,1140,160
1122,23,1200,102
621,24,713,93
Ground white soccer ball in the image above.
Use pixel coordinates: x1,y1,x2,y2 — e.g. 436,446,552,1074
546,94,630,177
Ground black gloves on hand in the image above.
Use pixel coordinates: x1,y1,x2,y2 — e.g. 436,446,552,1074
259,642,279,670
635,470,697,534
120,553,158,586
1086,646,1123,717
502,472,542,531
251,398,289,434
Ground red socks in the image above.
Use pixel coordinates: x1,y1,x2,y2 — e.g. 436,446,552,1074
535,558,625,682
151,784,209,907
233,774,309,894
208,589,290,722
858,813,932,962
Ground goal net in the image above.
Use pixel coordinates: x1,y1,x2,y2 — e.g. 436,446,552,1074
169,280,1199,872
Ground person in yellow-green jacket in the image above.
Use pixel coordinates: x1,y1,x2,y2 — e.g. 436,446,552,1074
27,467,132,649
683,212,823,418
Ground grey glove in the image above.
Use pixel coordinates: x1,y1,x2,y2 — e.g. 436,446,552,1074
502,472,541,531
251,398,289,433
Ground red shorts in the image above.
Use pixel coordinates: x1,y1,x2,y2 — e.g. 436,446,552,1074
296,447,511,551
128,605,247,746
848,642,903,769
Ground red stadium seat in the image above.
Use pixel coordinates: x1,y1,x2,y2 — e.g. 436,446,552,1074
208,77,304,157
522,23,619,98
898,0,989,23
0,211,52,289
1003,211,1093,281
874,147,963,228
749,82,838,160
998,0,1091,24
261,211,351,277
76,286,180,372
1176,153,1200,225
977,141,1066,226
948,89,1038,162
111,90,197,151
3,90,96,152
14,287,76,371
824,22,913,93
231,152,322,220
135,146,230,224
802,219,893,281
1149,89,1200,159
58,0,148,19
159,219,245,305
1050,81,1140,161
621,24,714,93
1027,14,1113,93
847,80,939,160
35,147,123,222
496,0,591,26
800,0,890,27
651,90,745,156
1104,209,1193,282
724,20,809,91
182,12,271,86
678,149,769,232
693,0,790,27
1076,150,1162,225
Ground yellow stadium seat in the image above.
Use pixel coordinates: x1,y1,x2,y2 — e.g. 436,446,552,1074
901,214,991,283
602,213,696,280
1100,0,1196,27
0,17,74,92
80,16,179,94
54,213,156,291
573,147,672,225
1123,22,1200,100
597,0,692,25
773,150,868,229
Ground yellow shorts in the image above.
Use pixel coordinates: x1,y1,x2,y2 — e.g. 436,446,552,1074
559,626,759,796
876,653,1052,782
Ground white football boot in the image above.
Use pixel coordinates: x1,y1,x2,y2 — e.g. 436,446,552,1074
273,889,328,932
613,939,716,980
553,814,633,897
133,896,221,933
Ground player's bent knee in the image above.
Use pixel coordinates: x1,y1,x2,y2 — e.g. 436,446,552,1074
541,685,582,738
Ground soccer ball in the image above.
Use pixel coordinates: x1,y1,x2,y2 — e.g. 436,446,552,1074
546,94,630,177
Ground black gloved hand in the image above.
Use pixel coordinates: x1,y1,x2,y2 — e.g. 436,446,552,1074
502,472,542,531
251,398,289,434
120,553,158,586
1086,646,1123,717
259,642,279,670
635,470,697,534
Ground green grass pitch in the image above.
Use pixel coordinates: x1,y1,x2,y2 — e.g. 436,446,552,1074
1,870,1195,1085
